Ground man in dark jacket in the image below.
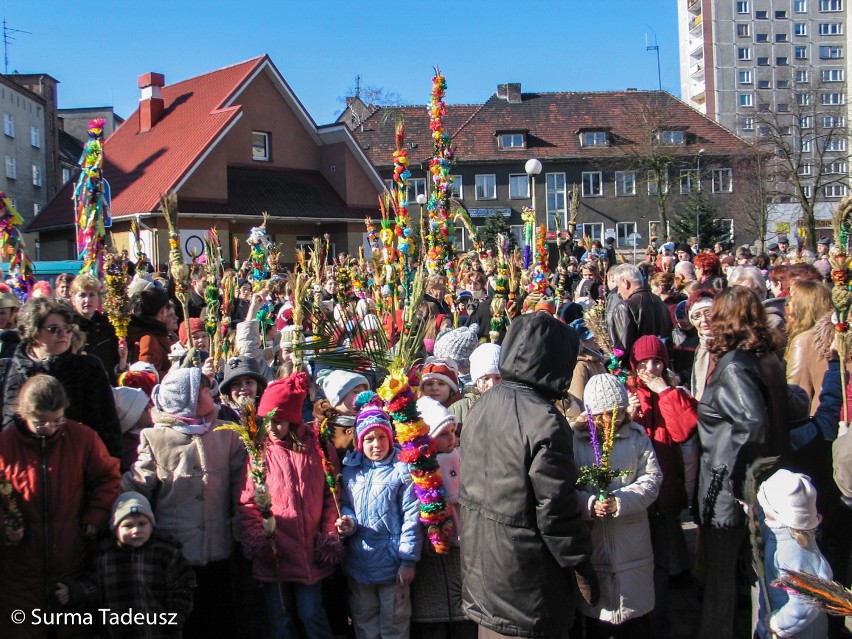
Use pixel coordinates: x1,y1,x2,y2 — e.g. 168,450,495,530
608,263,672,364
460,312,594,638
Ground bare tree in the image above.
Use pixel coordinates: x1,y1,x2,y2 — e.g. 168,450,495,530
753,73,850,251
726,145,772,252
336,75,404,128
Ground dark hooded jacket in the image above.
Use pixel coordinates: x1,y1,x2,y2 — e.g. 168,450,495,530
459,312,592,637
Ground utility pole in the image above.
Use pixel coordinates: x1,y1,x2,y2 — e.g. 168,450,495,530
3,20,31,74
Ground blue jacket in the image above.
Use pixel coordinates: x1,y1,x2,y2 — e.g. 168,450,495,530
340,448,423,584
756,519,832,639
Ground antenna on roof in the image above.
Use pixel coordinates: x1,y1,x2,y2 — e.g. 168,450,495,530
645,30,662,91
354,74,362,99
3,19,32,75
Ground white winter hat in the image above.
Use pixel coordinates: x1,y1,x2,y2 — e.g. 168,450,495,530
583,374,628,416
416,396,458,439
112,386,150,433
758,469,820,531
469,343,501,383
317,369,370,408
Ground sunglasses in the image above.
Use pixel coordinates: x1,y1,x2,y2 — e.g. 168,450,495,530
42,325,73,336
30,416,67,429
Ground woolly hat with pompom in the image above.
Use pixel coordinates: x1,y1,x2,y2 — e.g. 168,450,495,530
257,372,309,423
353,391,395,452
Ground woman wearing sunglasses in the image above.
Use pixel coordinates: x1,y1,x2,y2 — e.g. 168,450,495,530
0,296,123,458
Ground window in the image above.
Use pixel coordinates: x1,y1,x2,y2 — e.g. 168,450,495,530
4,155,15,179
758,80,772,89
796,92,811,105
660,130,685,145
712,168,733,193
614,171,636,196
474,174,496,200
741,116,755,130
719,219,735,244
30,126,40,148
824,137,847,151
776,33,789,42
794,23,807,36
740,93,754,107
755,10,768,18
759,126,770,136
822,115,845,127
61,167,71,184
736,0,749,12
617,222,638,248
824,184,848,198
406,178,427,203
756,33,770,42
776,56,789,66
738,70,754,84
798,163,814,176
802,185,813,198
32,164,41,187
775,10,787,18
822,68,845,82
824,160,848,174
580,131,607,146
449,175,462,199
3,113,13,137
647,170,669,195
819,0,843,10
680,169,699,194
757,56,770,66
819,45,843,58
778,103,790,112
820,22,844,34
801,138,812,152
251,131,270,161
800,116,813,128
582,171,603,197
508,174,530,199
499,133,525,149
794,0,807,10
578,223,604,243
778,80,790,89
738,47,752,60
737,23,750,37
796,70,809,83
821,92,845,105
545,173,567,231
795,46,808,59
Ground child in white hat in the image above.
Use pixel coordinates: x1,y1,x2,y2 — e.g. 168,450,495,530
755,470,832,639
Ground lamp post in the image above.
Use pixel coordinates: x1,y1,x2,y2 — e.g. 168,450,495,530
416,193,428,257
34,238,40,261
525,158,543,254
695,149,705,250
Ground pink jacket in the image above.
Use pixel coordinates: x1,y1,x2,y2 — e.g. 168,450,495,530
239,423,339,584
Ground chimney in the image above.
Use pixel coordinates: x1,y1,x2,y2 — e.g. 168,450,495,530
497,83,522,103
138,72,165,133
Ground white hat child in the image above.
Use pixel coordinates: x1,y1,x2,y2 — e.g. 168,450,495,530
469,343,501,384
758,469,820,531
416,396,458,439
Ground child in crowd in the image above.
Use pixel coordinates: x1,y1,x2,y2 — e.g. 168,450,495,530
217,356,268,422
411,397,474,639
449,343,501,430
112,385,153,473
55,492,196,638
755,470,832,639
121,367,246,639
433,324,480,387
240,372,340,639
336,393,423,639
573,374,662,639
419,358,462,408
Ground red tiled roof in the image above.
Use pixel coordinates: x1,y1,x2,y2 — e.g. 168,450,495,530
29,56,267,231
353,90,749,167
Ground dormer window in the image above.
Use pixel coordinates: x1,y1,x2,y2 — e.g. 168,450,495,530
580,131,608,147
498,132,526,149
659,130,686,145
252,131,270,161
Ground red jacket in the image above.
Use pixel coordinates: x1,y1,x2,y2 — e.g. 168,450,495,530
0,418,120,638
627,379,698,512
238,423,339,585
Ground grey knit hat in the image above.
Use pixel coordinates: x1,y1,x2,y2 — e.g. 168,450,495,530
151,367,202,418
583,374,628,416
112,386,150,433
111,491,156,531
434,324,480,369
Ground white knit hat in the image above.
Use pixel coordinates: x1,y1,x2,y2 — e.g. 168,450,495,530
469,343,501,383
416,396,458,438
583,374,628,415
758,469,820,531
112,386,150,433
434,324,480,369
317,369,370,407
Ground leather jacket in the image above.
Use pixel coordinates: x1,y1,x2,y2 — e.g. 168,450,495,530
608,287,672,364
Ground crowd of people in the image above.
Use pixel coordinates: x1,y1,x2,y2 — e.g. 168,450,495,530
0,230,851,639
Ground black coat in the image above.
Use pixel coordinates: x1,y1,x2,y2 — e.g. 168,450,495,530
73,311,120,384
0,342,122,458
460,313,592,637
608,286,672,364
696,349,789,529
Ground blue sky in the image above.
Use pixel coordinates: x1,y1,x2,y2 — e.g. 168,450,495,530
3,0,680,125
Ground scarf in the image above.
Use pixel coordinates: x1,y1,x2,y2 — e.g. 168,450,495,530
166,414,211,436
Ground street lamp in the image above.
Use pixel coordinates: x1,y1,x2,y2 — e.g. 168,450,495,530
416,193,428,256
34,238,40,261
695,149,706,250
525,158,543,254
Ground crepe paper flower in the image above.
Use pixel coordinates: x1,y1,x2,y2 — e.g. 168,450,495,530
577,407,629,502
377,372,454,554
103,253,132,338
75,118,109,278
0,192,35,301
247,213,271,282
